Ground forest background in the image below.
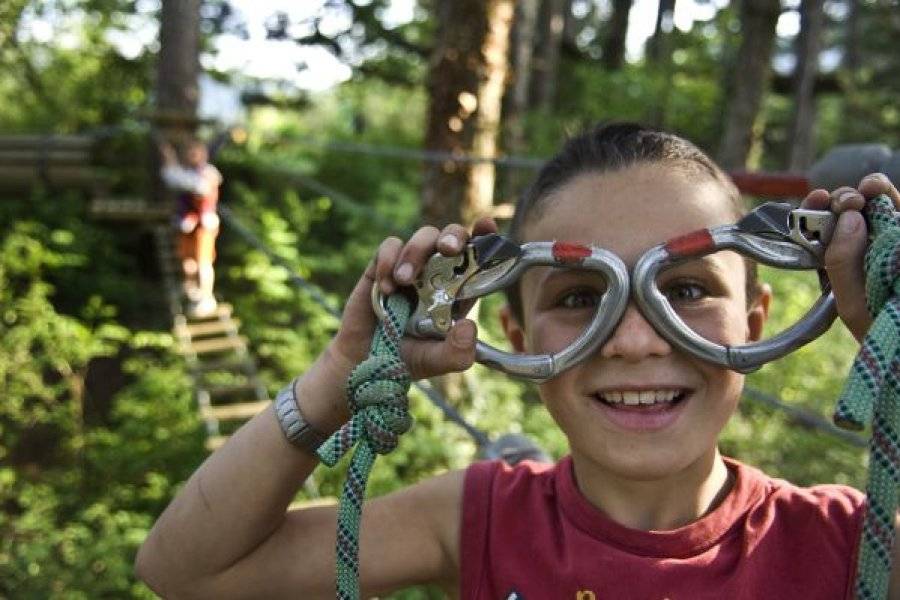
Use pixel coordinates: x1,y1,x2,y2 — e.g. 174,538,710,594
2,0,899,597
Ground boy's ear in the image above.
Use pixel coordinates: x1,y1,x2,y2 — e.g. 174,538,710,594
499,304,527,353
746,283,772,342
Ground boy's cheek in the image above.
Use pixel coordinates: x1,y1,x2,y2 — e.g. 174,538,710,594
527,316,584,355
680,307,749,346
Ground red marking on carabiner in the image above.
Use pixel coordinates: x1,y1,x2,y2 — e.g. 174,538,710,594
665,229,715,258
552,242,592,264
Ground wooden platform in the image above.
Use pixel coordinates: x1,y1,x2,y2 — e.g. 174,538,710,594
90,197,171,221
0,135,109,191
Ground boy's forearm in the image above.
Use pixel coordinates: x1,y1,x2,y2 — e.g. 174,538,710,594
136,356,350,594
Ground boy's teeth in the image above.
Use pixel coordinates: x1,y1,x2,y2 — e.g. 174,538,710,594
600,390,679,405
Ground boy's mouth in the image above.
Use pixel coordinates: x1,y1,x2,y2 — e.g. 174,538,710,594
594,389,689,409
591,388,691,431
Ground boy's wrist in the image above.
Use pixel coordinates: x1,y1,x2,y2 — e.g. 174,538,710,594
291,345,354,434
274,378,331,453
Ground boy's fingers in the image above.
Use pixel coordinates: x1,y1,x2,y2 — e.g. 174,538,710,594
472,216,499,237
437,224,468,254
800,188,830,210
828,186,865,212
824,210,871,342
858,172,900,209
375,237,403,295
394,226,441,285
401,319,477,378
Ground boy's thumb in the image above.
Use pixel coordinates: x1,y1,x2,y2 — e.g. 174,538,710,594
825,210,871,341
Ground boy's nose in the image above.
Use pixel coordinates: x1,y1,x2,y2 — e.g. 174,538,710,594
600,303,672,361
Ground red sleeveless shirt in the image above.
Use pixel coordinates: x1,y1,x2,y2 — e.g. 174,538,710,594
461,456,864,599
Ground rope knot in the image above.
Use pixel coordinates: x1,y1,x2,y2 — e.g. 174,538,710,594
345,354,412,455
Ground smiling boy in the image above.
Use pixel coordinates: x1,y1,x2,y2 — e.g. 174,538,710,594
136,123,900,599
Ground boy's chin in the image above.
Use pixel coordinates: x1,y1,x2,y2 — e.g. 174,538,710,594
572,443,717,484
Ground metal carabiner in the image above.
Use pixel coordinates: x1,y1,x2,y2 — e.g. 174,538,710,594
632,202,838,373
372,234,630,382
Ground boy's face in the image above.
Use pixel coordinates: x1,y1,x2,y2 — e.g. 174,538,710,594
503,163,769,482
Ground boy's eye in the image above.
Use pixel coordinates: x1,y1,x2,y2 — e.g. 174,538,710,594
664,282,707,303
558,289,601,309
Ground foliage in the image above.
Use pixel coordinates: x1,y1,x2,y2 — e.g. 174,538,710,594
0,191,202,598
0,1,154,133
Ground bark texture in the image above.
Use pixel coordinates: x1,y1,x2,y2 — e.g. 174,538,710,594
422,0,514,227
502,0,540,203
646,0,675,65
530,0,565,111
717,0,782,170
788,0,825,170
602,0,633,70
157,0,201,119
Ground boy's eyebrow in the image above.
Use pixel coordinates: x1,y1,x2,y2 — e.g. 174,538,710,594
660,254,735,277
528,266,609,289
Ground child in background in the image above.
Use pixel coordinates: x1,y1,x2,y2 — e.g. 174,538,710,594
160,139,223,318
136,123,900,599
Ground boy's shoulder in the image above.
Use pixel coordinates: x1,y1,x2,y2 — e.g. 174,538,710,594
729,457,865,522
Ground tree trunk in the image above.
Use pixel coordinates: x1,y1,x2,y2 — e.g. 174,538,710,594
501,0,540,204
602,0,633,70
155,0,201,203
717,0,781,170
530,0,565,111
840,0,862,140
157,0,201,121
788,0,825,170
422,0,514,227
646,0,675,65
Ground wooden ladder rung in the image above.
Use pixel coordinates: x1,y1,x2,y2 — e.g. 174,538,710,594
179,318,240,338
205,435,227,451
90,198,169,220
203,400,269,421
184,335,247,354
288,497,339,511
207,382,259,399
186,303,232,321
195,357,253,373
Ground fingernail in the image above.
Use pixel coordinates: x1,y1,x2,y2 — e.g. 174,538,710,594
395,263,413,282
440,235,460,251
838,212,861,235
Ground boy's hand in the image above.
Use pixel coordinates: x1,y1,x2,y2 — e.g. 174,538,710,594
800,173,900,342
304,218,498,429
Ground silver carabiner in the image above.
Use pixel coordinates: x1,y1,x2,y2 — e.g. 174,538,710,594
372,235,631,382
633,202,838,373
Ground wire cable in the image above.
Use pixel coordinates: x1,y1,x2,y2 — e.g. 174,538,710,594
217,204,492,448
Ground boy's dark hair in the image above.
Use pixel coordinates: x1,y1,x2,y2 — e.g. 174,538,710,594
504,122,759,325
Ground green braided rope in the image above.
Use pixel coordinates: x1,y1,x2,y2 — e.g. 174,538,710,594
833,194,900,600
316,293,413,600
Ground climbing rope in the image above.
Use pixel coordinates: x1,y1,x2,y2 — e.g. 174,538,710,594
833,194,900,599
316,293,413,599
